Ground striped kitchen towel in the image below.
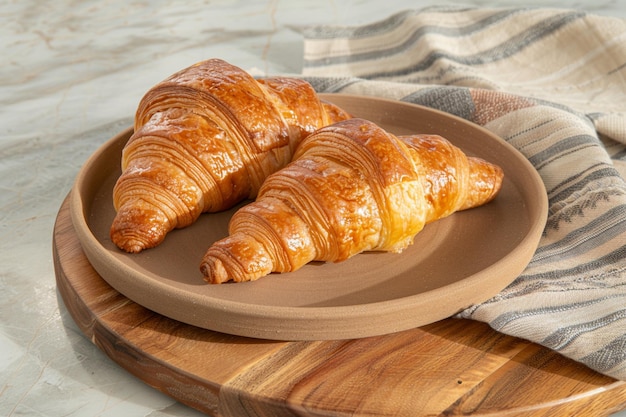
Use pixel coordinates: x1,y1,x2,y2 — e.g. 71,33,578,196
301,6,626,381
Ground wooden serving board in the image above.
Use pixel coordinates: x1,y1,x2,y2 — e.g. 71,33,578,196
53,196,626,417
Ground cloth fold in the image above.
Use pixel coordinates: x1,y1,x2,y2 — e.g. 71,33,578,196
300,6,626,381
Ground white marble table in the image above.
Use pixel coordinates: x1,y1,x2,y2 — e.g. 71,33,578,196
2,1,626,416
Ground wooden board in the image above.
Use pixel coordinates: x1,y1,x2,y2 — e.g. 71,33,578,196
53,196,626,416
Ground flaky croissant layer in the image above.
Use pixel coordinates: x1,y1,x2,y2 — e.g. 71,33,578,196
110,59,350,253
200,118,504,284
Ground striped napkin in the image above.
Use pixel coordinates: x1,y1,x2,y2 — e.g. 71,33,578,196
300,6,626,381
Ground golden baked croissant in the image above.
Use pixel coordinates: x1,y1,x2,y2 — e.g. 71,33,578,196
200,118,504,284
110,59,350,253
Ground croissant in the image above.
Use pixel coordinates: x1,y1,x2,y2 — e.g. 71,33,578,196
110,59,351,253
200,118,504,284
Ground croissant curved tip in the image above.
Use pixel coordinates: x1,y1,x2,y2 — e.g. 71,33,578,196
200,233,276,284
110,228,156,253
117,240,147,254
200,258,230,284
110,204,171,253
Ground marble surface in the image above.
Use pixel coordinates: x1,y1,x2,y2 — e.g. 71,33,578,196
2,1,626,416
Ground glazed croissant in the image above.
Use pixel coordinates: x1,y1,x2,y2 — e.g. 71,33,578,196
110,59,350,253
200,118,504,284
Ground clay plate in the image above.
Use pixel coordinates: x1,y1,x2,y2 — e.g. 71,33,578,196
69,94,547,340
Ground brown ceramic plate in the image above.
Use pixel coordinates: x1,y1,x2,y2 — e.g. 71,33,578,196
69,94,547,341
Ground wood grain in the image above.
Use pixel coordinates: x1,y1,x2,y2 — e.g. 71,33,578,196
53,196,626,416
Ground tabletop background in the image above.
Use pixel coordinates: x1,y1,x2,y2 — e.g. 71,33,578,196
2,1,626,416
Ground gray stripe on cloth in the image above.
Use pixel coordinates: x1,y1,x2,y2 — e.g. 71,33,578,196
301,6,505,40
303,76,361,93
542,309,626,350
547,164,612,198
511,245,626,286
528,134,603,170
307,11,586,80
303,8,520,63
550,167,624,200
583,334,626,373
401,87,475,120
534,205,626,263
489,292,626,330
